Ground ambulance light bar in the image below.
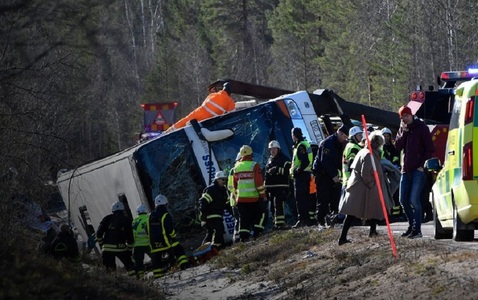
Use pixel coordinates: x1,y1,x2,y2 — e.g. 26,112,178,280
440,68,478,81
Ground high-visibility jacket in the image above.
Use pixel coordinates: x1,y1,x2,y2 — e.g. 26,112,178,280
132,213,149,247
233,158,266,203
198,181,229,220
148,206,180,253
342,141,362,185
170,90,235,131
96,212,134,252
291,140,312,177
264,151,291,188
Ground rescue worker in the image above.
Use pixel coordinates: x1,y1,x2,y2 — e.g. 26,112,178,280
381,127,400,166
168,82,235,132
290,127,314,228
49,223,80,261
96,201,135,275
148,194,191,278
264,140,292,230
313,125,348,228
342,126,363,186
381,127,403,221
132,204,151,279
308,141,319,225
231,145,267,242
198,171,230,249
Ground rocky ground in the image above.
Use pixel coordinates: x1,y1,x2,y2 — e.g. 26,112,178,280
155,223,478,299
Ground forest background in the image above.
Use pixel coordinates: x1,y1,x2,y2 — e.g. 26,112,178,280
1,0,478,252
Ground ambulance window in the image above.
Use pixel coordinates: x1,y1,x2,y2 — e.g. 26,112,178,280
449,98,461,130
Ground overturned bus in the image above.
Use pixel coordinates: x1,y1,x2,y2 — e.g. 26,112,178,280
56,80,400,247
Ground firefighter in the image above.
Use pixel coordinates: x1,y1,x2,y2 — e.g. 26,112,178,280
168,82,235,132
232,145,267,242
96,201,135,275
49,223,80,261
290,127,313,228
313,125,348,228
132,204,151,279
342,126,363,186
148,194,191,278
264,140,292,230
198,171,231,249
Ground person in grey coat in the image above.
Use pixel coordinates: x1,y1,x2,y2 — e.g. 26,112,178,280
338,131,392,245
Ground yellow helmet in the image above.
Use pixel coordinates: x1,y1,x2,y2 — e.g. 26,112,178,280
239,145,253,157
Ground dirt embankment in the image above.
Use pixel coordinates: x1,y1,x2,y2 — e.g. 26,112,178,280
158,225,478,299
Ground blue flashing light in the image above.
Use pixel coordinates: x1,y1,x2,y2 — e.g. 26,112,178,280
468,68,478,75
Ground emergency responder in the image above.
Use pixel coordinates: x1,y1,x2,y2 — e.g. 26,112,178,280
381,127,400,166
148,194,191,278
381,127,403,221
342,126,363,186
49,223,80,261
167,82,235,132
290,128,313,228
198,171,230,249
231,145,267,242
96,201,135,275
132,204,151,279
313,125,348,228
264,140,292,230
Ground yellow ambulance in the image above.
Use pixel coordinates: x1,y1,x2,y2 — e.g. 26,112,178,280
429,76,478,241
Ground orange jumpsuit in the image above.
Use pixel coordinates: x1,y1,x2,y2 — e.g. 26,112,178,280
170,90,235,131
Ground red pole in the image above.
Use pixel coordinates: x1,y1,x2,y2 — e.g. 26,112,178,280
361,115,398,258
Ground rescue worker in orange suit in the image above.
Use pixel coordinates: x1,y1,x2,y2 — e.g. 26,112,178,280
96,201,135,275
231,145,267,242
148,194,191,278
198,171,231,249
264,140,292,230
168,82,235,132
132,204,151,279
313,125,348,228
290,128,314,228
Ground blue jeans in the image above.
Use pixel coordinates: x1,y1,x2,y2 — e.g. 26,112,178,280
399,170,426,231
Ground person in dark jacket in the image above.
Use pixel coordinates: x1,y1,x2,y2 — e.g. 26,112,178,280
264,140,292,230
96,201,135,275
395,105,435,238
198,171,230,249
148,194,191,278
49,223,80,260
313,125,348,228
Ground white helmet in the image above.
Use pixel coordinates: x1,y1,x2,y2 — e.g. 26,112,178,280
268,140,281,149
213,171,227,180
381,127,392,136
154,194,168,206
136,204,147,214
349,126,363,137
111,201,124,212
